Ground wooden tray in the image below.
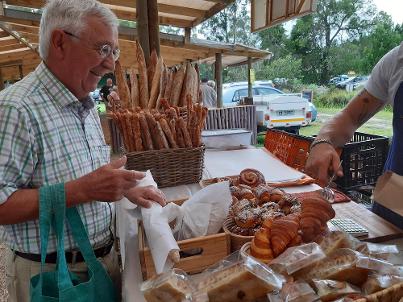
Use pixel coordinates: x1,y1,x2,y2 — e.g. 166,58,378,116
200,174,315,188
138,199,231,280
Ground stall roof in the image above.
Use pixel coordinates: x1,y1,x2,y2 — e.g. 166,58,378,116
0,16,271,80
2,0,235,28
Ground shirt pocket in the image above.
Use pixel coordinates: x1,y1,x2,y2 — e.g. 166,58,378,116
91,144,111,169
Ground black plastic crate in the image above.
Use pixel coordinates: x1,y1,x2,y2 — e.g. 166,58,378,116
336,132,389,190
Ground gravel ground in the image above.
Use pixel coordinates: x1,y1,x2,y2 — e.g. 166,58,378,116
0,243,8,302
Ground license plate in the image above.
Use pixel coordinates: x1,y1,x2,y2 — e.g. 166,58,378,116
277,110,294,116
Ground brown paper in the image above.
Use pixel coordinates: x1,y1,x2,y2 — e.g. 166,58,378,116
372,171,403,216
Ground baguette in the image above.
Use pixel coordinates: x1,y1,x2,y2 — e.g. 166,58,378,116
155,65,167,110
114,61,131,109
147,49,158,94
159,117,178,148
131,113,144,151
136,42,149,108
128,68,139,109
148,56,163,109
163,68,174,103
169,66,186,106
138,112,154,150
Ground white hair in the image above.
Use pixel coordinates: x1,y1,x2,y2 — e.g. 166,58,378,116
39,0,118,60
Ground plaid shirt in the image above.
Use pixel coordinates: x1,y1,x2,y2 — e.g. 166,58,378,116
0,62,112,253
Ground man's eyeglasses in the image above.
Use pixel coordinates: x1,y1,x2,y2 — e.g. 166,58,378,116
63,30,120,62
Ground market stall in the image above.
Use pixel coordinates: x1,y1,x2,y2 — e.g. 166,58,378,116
117,147,403,301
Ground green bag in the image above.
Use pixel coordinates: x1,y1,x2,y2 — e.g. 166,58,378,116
30,183,117,301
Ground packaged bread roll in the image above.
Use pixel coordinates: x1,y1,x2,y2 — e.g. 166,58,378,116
195,257,283,302
141,269,193,302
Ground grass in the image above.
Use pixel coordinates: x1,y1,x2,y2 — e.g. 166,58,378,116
300,106,393,138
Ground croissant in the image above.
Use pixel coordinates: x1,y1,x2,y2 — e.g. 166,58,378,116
250,228,274,262
239,169,266,187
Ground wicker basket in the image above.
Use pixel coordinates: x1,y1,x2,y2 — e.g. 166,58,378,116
125,145,205,188
223,218,254,252
356,281,403,302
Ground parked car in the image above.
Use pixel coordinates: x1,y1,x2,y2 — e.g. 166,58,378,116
222,83,317,123
328,75,349,85
336,76,368,90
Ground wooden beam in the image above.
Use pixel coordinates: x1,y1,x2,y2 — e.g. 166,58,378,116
0,36,17,47
0,47,38,64
0,21,37,52
0,42,24,52
296,0,307,13
147,0,160,56
0,15,40,27
136,0,150,64
215,52,222,108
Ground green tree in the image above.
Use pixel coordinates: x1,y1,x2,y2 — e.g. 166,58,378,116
256,54,302,81
258,25,289,59
360,13,402,73
197,0,259,46
290,0,377,84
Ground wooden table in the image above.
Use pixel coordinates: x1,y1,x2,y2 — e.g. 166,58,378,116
332,200,402,242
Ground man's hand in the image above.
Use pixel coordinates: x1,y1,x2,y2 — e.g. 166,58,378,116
305,143,343,187
125,185,167,208
66,156,145,205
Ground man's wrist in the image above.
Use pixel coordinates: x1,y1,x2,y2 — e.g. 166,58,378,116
310,138,334,151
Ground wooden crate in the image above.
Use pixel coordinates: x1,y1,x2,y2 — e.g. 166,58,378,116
138,199,231,280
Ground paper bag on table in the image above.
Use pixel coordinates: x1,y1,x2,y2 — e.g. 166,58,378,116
372,171,403,216
173,181,232,240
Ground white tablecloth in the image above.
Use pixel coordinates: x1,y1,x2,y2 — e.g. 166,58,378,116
117,148,320,301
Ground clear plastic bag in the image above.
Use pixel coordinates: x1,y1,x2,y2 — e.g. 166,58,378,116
141,268,194,302
312,279,361,302
356,242,399,261
267,281,319,302
194,253,285,302
269,242,326,275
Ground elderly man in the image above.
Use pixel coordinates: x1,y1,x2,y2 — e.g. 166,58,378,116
0,0,166,300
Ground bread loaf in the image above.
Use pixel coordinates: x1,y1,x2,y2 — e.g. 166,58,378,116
136,42,149,108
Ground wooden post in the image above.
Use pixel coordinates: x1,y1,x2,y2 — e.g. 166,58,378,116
247,57,252,97
147,0,160,56
136,0,150,64
18,64,23,79
184,27,191,44
0,69,4,91
215,52,223,108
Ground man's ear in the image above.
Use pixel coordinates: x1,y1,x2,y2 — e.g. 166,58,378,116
49,30,67,60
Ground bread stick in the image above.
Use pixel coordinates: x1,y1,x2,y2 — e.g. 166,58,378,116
159,117,178,148
138,112,154,150
131,113,144,151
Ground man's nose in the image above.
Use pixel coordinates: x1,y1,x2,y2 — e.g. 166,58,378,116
102,53,115,72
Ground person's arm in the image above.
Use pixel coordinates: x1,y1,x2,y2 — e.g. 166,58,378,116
0,156,149,225
305,89,385,186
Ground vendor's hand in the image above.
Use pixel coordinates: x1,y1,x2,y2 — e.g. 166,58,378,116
72,156,145,202
305,143,343,187
125,185,167,208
